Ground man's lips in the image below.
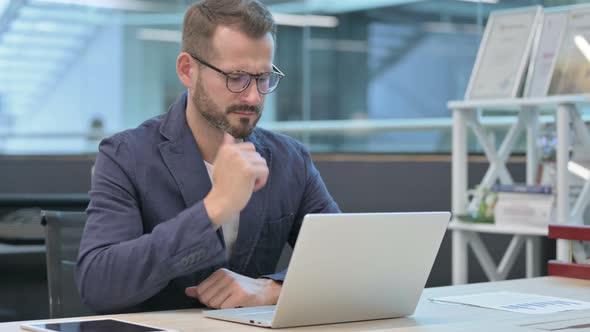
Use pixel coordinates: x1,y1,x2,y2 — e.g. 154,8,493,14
231,111,257,116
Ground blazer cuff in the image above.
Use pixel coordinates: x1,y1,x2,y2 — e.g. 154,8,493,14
260,270,287,282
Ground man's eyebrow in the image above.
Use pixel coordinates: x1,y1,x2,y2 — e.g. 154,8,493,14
230,69,273,75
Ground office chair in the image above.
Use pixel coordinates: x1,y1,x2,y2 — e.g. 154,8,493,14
41,210,93,318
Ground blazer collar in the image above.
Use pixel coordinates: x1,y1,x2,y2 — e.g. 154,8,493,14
158,92,211,210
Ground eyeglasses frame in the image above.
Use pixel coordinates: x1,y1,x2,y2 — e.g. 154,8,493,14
188,52,285,94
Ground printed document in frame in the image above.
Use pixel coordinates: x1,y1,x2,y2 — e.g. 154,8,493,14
524,9,568,97
465,6,542,100
548,7,590,95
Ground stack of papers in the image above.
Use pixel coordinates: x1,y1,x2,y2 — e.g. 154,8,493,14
430,292,590,315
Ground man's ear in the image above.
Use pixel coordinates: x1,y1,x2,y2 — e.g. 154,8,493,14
177,52,195,89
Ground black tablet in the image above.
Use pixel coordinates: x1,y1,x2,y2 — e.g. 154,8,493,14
21,318,177,332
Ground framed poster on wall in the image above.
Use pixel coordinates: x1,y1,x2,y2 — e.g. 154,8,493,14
524,9,568,98
465,6,542,100
548,6,590,96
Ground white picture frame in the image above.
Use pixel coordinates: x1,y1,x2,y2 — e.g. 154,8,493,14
524,9,568,98
548,5,590,96
465,6,542,100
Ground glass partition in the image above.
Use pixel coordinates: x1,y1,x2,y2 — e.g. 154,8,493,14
0,0,586,154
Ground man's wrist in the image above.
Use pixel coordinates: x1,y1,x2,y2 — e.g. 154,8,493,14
204,192,231,226
261,278,282,304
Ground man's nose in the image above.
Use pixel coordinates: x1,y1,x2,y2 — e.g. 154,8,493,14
240,80,262,105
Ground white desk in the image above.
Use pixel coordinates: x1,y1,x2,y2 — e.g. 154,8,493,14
2,277,589,331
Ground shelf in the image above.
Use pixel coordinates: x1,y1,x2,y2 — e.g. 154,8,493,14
549,224,590,241
450,94,590,284
548,261,590,280
448,95,590,111
449,220,548,236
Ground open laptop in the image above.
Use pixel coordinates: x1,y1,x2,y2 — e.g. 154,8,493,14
204,211,451,328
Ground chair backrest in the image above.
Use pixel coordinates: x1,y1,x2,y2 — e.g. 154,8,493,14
41,210,93,318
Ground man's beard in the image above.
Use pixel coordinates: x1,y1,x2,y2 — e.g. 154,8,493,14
192,79,262,139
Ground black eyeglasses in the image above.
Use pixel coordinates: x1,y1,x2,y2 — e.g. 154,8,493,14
188,53,285,94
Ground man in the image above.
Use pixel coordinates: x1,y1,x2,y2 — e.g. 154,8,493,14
75,0,339,314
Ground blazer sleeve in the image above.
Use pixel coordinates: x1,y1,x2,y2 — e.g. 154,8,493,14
262,144,340,281
75,136,225,313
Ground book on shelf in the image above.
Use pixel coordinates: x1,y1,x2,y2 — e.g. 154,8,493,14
493,184,555,228
491,183,552,194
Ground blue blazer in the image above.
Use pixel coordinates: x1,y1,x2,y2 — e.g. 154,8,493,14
76,92,340,313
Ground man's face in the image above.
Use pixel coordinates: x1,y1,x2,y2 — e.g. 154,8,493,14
191,26,275,139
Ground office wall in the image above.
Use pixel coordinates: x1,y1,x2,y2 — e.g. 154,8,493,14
314,155,554,287
0,156,93,194
0,154,553,321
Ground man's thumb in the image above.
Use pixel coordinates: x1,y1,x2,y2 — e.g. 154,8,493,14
223,132,236,145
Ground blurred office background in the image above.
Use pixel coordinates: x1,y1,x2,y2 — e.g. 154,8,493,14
0,0,588,322
2,0,588,154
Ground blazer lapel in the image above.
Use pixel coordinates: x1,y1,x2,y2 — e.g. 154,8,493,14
230,130,272,273
157,93,220,238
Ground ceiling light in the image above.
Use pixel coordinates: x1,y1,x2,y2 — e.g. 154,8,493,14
36,21,58,32
272,13,339,28
31,0,168,12
136,28,181,42
268,0,424,14
0,59,60,71
10,20,91,36
2,33,81,49
0,46,70,59
459,0,498,3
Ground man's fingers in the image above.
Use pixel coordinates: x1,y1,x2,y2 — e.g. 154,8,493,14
198,274,233,306
185,286,198,298
238,151,267,173
235,151,268,191
207,286,233,309
235,142,256,151
253,166,269,191
220,294,242,309
241,151,266,165
193,269,226,297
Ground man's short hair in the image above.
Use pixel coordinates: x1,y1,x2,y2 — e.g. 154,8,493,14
182,0,276,59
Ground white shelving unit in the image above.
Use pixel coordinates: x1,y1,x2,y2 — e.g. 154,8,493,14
449,95,590,285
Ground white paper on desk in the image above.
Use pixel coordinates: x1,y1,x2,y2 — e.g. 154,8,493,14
430,292,590,314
